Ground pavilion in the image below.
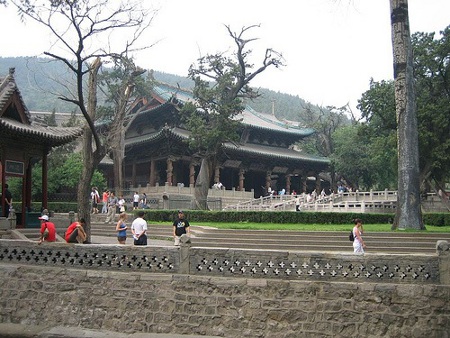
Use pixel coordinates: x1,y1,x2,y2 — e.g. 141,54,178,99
115,83,330,199
0,68,82,227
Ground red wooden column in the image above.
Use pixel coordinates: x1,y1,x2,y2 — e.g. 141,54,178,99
214,166,220,184
41,152,48,210
302,177,308,193
131,161,136,187
266,171,271,191
149,159,156,186
189,163,195,187
285,174,291,195
315,174,321,194
238,169,245,191
166,158,173,186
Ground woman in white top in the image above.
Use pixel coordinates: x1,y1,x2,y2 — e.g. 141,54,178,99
353,218,366,253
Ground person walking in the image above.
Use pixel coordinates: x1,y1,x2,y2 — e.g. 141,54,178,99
131,210,147,246
104,192,118,224
101,190,109,214
172,210,190,246
90,187,100,214
118,195,126,213
115,212,128,244
133,191,140,210
352,218,366,254
37,215,56,244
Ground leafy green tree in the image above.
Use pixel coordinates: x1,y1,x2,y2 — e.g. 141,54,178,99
331,126,371,190
357,27,450,195
332,124,397,190
183,25,284,209
32,152,106,199
413,26,450,192
297,104,349,190
99,56,153,196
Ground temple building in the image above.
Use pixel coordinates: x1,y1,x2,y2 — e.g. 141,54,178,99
0,68,82,226
113,83,330,199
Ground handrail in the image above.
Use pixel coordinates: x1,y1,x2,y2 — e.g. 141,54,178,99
224,189,399,212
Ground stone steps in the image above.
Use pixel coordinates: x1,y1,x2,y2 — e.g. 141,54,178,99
9,220,449,254
89,222,447,254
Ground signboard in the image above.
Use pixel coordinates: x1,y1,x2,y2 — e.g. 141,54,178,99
5,160,24,175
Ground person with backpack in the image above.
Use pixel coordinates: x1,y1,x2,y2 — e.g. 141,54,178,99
351,218,366,253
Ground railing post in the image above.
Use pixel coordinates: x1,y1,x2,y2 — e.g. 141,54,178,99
362,201,366,213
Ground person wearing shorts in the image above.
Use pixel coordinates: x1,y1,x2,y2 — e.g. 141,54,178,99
38,215,56,244
115,212,128,244
65,219,87,244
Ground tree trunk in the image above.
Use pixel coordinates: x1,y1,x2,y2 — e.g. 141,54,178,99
77,58,103,242
193,157,212,210
390,0,424,230
112,128,124,196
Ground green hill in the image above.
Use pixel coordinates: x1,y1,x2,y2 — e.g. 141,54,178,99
1,56,317,121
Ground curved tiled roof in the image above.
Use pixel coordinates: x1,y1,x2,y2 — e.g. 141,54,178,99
0,68,31,123
1,68,83,147
151,83,314,137
0,117,82,146
125,126,328,165
222,141,329,164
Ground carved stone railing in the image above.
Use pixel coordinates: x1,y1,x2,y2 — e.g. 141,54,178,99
0,239,448,285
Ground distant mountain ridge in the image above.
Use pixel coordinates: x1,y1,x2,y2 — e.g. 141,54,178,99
1,56,316,122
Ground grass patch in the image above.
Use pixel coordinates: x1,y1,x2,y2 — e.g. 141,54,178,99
150,221,450,233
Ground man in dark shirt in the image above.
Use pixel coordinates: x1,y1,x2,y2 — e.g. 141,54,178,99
172,210,190,246
3,184,12,218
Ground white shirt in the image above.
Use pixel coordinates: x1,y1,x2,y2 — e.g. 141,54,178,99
131,217,147,236
133,193,140,203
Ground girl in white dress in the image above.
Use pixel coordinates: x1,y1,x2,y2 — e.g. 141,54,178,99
353,218,366,253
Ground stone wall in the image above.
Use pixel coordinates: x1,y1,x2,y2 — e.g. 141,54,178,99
0,240,449,337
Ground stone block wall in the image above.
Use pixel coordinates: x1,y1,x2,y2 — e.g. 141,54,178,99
0,240,449,337
0,264,449,337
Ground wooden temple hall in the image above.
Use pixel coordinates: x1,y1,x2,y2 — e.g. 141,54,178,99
112,83,330,199
0,68,82,227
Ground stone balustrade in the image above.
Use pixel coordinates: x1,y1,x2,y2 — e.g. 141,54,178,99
0,239,448,285
0,239,449,337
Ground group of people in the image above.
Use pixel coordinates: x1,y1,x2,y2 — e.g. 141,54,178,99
37,202,364,252
38,215,87,245
114,209,190,246
37,209,190,247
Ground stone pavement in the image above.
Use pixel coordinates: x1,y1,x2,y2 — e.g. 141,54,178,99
0,323,221,337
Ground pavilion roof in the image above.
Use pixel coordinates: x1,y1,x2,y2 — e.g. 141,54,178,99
125,126,328,165
0,68,82,147
146,83,315,137
0,117,82,147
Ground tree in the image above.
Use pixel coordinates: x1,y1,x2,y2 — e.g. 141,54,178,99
413,27,450,194
357,26,450,192
390,0,424,230
183,25,284,209
356,79,398,190
297,104,349,191
12,0,155,238
32,153,106,199
99,56,153,196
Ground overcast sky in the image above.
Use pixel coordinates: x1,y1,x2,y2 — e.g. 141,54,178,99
1,0,449,113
